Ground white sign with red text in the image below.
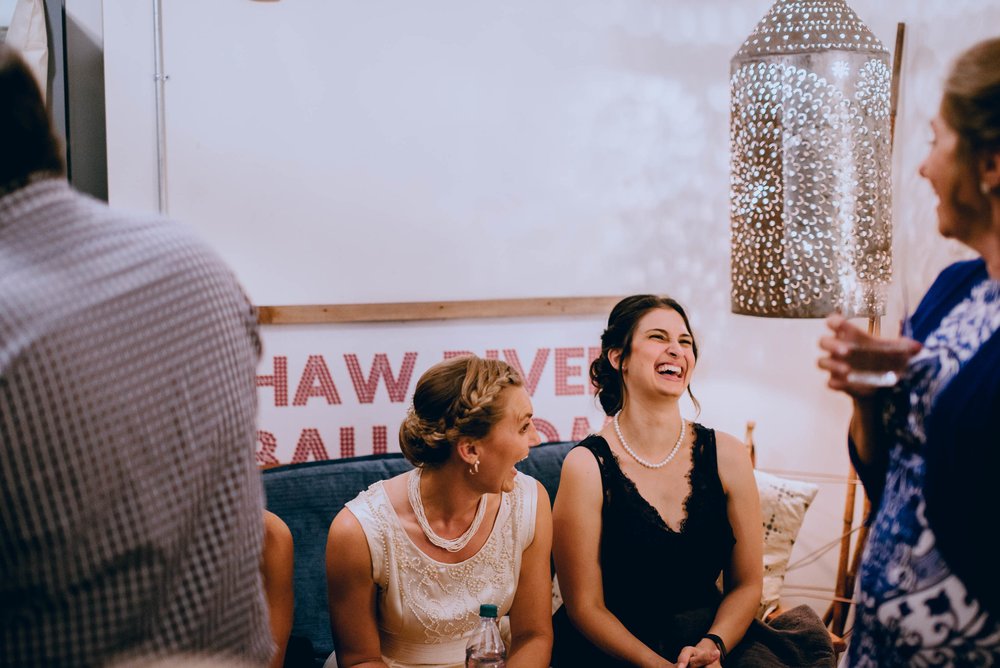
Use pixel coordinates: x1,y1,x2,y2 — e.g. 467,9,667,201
255,316,611,465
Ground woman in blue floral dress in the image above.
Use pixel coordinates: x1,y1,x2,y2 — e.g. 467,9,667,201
819,37,1000,666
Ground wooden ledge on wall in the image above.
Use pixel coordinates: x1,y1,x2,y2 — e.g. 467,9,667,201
256,296,622,325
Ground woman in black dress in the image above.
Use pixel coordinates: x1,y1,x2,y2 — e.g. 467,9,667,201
552,295,832,667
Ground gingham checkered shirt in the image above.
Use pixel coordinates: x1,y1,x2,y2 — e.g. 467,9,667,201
0,179,272,666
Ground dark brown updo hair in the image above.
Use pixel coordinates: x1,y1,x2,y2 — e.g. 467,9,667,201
399,355,523,467
941,37,1000,161
590,295,700,416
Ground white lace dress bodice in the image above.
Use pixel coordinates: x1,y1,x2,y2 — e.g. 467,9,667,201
343,471,538,668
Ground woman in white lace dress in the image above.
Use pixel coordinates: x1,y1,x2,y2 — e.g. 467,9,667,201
326,355,553,668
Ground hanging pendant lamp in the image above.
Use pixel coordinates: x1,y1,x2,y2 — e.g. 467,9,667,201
729,0,892,318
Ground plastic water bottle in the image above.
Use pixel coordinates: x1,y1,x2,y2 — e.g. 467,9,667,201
465,604,506,667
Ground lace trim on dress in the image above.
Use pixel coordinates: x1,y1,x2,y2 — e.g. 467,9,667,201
354,474,529,646
586,424,718,535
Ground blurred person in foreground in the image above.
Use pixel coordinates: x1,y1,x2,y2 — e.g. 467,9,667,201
0,44,272,666
818,36,1000,666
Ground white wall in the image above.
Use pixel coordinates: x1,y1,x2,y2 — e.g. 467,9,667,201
0,0,16,26
102,0,998,618
64,0,107,199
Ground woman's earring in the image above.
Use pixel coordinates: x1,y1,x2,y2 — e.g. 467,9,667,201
469,459,480,475
981,181,992,196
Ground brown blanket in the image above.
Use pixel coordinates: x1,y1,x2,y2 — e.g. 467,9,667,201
730,604,837,668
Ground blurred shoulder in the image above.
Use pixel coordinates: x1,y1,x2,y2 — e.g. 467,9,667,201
264,510,292,544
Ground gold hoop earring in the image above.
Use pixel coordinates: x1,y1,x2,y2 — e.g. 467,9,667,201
469,459,480,475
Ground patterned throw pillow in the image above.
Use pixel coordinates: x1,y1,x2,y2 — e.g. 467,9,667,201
754,470,819,619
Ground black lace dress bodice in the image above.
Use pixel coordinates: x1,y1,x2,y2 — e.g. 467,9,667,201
553,425,734,664
597,425,733,633
551,425,836,667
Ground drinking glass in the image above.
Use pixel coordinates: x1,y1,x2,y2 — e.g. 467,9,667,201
844,337,913,387
845,246,914,388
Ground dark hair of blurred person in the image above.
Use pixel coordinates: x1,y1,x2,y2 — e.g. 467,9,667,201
0,45,64,193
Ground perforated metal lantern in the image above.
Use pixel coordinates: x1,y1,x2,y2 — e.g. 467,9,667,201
730,0,891,318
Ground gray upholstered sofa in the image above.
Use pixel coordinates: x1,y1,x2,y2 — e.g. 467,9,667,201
262,440,575,667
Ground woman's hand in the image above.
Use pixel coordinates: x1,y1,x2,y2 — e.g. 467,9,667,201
818,313,921,399
819,315,915,490
675,639,720,668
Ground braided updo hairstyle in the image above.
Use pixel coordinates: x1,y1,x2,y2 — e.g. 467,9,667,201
590,295,700,416
399,355,523,467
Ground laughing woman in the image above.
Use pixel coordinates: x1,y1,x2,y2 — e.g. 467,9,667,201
326,355,552,668
818,37,1000,666
553,295,833,667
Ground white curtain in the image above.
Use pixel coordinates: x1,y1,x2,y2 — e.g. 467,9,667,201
6,0,47,101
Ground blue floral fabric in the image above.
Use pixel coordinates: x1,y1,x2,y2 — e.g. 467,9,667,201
849,278,1000,666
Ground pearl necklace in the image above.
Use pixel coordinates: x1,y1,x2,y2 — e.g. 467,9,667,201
613,412,686,469
407,468,488,552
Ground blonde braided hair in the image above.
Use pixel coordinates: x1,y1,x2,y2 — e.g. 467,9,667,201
399,355,523,467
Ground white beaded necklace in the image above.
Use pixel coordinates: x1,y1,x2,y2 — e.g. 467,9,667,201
407,468,488,552
613,411,686,469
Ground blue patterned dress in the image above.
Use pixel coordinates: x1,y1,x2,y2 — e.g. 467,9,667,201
848,270,1000,667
